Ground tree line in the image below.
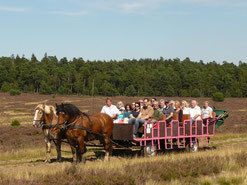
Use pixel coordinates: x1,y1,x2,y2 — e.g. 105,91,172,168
0,54,246,98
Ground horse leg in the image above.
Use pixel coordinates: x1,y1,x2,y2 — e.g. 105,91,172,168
77,136,85,163
45,140,51,163
54,139,62,162
103,133,111,161
67,138,76,163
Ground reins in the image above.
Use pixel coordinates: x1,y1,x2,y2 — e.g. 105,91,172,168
59,112,130,149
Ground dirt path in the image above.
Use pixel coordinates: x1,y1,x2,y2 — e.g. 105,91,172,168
1,135,247,175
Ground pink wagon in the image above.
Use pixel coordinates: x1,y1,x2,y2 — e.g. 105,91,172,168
112,115,219,156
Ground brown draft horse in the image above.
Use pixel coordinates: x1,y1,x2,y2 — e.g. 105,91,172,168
55,103,114,163
33,104,65,162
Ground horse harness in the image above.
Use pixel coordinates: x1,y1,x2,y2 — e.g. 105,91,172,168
65,112,105,139
40,111,129,149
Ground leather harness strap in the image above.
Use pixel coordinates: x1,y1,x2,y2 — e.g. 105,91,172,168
81,112,93,131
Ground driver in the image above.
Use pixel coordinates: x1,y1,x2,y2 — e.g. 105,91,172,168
101,97,119,119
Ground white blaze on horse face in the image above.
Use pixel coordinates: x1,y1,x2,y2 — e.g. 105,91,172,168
33,110,39,126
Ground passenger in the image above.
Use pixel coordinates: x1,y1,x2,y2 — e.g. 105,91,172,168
151,98,157,107
152,101,163,123
128,102,140,124
159,99,166,112
139,99,144,109
133,98,154,138
117,107,125,120
123,104,132,118
164,100,170,109
163,100,174,124
117,101,125,113
201,101,213,124
181,100,190,114
131,102,136,110
174,101,183,122
170,100,176,110
101,97,119,119
190,100,201,124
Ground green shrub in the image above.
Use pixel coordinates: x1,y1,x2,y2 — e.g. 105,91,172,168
125,85,137,97
11,120,21,126
212,92,224,102
191,88,200,97
165,85,175,97
1,82,9,92
39,81,53,94
9,89,21,96
180,89,189,97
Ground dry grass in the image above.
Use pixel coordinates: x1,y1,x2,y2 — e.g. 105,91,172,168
1,146,247,185
1,94,247,184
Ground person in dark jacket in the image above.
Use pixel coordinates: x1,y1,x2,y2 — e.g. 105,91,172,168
175,101,183,122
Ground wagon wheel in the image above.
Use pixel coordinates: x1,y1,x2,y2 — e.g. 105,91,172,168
185,138,199,153
141,143,157,157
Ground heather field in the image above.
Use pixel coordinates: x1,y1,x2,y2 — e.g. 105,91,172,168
0,93,247,185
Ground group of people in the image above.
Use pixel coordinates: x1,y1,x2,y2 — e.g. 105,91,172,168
101,97,213,138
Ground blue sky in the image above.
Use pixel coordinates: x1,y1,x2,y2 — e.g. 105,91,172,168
0,0,246,64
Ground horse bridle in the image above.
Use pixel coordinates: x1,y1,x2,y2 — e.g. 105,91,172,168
55,111,94,134
55,112,80,130
33,119,44,128
34,109,54,129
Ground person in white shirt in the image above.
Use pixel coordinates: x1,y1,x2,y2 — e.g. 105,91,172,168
201,101,213,124
190,100,201,124
181,100,190,114
101,97,119,119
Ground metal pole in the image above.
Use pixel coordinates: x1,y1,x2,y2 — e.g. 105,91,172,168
91,79,94,114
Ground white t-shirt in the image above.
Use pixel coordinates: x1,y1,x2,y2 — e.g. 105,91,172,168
101,105,119,118
190,105,201,120
201,106,213,119
183,107,191,114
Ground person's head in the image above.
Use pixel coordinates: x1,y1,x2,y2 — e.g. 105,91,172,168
191,100,197,108
119,107,125,114
151,98,157,106
131,102,136,110
170,100,175,107
117,101,124,109
125,104,131,111
153,101,159,109
181,100,189,109
135,102,140,110
175,101,181,110
165,100,170,107
106,97,112,107
159,99,165,108
204,101,209,108
143,98,149,107
139,99,144,107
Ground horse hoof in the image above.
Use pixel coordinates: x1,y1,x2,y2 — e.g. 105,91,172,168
56,159,62,162
104,157,110,162
44,159,51,163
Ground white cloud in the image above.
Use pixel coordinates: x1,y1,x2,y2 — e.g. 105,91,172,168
51,0,247,16
180,0,247,6
119,0,164,14
122,2,146,11
0,5,28,12
50,10,88,16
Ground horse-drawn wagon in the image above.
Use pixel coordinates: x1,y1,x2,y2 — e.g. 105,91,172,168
112,110,228,156
33,103,228,163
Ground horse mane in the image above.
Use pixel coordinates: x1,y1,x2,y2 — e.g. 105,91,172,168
35,104,56,115
56,103,82,118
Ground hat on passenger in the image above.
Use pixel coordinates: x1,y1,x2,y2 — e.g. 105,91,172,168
119,107,125,111
165,100,170,104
